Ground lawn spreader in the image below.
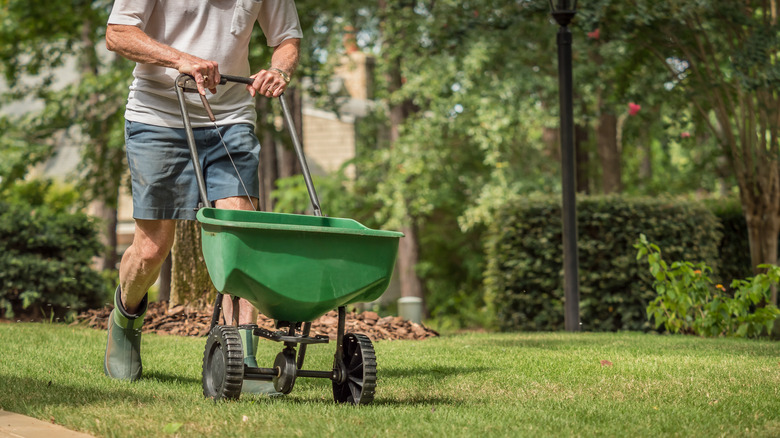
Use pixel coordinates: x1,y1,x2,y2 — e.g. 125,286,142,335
175,74,403,405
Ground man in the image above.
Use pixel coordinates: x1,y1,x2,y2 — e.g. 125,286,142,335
103,0,302,383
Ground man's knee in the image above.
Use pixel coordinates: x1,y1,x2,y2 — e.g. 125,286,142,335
134,239,171,265
132,220,175,264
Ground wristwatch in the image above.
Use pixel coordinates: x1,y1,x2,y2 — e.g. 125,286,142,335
269,67,291,84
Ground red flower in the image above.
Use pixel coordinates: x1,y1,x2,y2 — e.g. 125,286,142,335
681,131,691,138
628,102,641,116
587,28,600,40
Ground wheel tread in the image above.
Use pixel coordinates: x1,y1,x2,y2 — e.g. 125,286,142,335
333,333,377,405
202,325,244,400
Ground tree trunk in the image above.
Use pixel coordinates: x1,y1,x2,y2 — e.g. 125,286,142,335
639,143,653,181
742,194,780,304
157,254,172,302
398,224,425,307
597,111,622,194
542,126,560,162
170,220,217,309
91,201,118,271
637,116,653,182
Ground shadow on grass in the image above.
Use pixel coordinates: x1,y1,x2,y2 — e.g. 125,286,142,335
258,393,475,407
142,370,201,386
379,364,492,378
370,395,478,407
232,365,487,407
0,374,158,410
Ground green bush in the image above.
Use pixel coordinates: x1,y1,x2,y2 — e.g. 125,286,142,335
484,195,722,332
636,234,780,338
704,198,754,287
271,169,358,218
0,197,105,320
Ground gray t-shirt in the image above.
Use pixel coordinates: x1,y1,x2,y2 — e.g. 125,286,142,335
108,0,302,128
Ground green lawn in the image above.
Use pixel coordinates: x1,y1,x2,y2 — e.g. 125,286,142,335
0,323,778,437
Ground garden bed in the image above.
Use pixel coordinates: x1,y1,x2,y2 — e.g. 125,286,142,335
75,301,438,340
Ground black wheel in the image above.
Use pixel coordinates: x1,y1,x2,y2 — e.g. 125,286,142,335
272,348,297,394
202,325,244,400
332,333,376,405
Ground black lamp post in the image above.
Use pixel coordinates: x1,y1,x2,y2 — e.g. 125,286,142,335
549,0,580,332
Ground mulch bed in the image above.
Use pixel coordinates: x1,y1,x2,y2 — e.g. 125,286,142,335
75,301,439,341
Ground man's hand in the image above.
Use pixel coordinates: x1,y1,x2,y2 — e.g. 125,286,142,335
178,58,220,95
247,68,290,98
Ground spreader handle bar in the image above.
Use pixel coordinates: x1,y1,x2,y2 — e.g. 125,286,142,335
175,74,211,209
219,74,255,86
225,73,324,216
176,73,323,217
279,93,323,217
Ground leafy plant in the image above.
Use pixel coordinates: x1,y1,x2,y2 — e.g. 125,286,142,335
0,182,105,319
270,167,357,218
636,234,780,338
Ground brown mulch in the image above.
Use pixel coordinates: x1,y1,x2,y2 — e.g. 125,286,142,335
74,301,438,341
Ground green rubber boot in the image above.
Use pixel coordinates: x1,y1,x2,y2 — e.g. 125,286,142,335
104,286,147,381
239,326,279,395
239,326,260,368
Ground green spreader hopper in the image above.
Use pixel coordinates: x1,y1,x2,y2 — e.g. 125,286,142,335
198,208,403,323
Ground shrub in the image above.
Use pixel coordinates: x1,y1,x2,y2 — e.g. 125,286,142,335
704,198,754,287
636,234,780,338
484,195,721,332
0,197,105,320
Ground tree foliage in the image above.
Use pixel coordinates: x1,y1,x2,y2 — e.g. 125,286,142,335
0,0,129,205
2,0,778,323
616,0,780,295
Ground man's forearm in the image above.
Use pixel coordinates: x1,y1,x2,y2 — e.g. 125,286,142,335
106,24,188,70
270,38,301,76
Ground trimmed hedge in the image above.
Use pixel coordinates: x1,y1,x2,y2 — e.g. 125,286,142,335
484,195,722,332
704,198,754,287
0,201,105,319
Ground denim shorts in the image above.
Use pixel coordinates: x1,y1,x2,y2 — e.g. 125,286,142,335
125,121,260,220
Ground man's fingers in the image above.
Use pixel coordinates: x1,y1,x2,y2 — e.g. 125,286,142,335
245,71,287,98
272,83,286,97
268,79,287,97
188,61,220,95
246,73,258,96
194,72,207,95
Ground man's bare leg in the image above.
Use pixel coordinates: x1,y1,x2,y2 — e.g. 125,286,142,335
105,218,175,381
214,196,259,326
119,219,176,313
